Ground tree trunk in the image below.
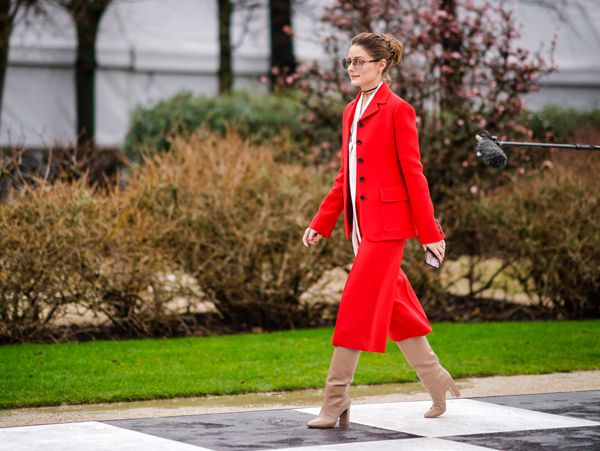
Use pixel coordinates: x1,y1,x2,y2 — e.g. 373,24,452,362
64,0,111,147
217,0,233,94
439,0,464,113
75,21,99,146
268,0,295,91
0,0,12,129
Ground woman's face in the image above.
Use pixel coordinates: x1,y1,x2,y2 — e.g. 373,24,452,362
346,44,386,89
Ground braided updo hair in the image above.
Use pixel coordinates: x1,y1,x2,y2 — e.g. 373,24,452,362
350,32,403,83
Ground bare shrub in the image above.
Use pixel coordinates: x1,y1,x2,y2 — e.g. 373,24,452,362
446,149,600,319
130,128,351,331
0,146,127,202
0,129,351,342
0,174,189,343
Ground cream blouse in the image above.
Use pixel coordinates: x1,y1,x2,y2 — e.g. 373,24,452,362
349,81,383,256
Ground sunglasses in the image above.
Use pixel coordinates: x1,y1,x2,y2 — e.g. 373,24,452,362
341,57,381,70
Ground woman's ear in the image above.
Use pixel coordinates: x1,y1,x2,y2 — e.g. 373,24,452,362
379,59,387,74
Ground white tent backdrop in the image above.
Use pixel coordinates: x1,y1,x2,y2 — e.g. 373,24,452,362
2,0,599,148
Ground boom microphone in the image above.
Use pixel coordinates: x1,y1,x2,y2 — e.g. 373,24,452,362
475,131,507,168
475,130,600,168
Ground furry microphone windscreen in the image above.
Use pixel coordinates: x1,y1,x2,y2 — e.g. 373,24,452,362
476,136,508,168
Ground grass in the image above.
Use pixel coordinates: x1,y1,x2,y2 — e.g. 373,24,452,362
1,320,598,410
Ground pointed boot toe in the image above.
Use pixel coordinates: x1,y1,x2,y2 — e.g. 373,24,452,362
397,336,461,419
423,370,461,418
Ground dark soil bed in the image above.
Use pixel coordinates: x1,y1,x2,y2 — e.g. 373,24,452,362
3,295,556,344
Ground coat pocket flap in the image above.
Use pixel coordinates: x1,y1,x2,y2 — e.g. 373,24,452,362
379,186,408,202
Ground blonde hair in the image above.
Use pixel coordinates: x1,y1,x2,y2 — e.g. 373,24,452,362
350,32,404,83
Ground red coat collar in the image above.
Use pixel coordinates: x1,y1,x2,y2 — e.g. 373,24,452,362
346,82,392,129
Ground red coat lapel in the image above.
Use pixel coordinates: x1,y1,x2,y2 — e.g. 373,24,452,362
341,83,392,169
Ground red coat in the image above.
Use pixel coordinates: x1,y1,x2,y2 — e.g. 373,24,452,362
309,82,445,246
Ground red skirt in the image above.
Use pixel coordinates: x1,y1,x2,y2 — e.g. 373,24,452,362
331,198,432,353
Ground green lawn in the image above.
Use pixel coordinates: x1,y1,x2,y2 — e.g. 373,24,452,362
1,320,598,409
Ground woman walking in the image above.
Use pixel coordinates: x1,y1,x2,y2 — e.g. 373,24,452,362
302,32,460,429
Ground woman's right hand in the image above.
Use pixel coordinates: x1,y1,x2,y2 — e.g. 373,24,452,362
303,227,323,247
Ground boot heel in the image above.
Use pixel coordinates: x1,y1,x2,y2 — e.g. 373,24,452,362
339,406,350,427
448,379,461,397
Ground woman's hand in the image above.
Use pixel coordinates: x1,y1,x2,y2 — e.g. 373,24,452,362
303,227,323,247
422,239,445,264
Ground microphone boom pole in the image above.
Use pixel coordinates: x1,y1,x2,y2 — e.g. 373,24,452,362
492,140,600,151
475,130,600,168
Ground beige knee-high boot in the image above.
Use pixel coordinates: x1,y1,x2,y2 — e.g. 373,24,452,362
397,335,461,418
306,346,361,428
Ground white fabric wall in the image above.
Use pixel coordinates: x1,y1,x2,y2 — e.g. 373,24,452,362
1,0,271,147
516,0,600,111
1,0,599,148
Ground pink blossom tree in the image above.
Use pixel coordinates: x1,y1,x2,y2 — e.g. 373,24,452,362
283,0,558,202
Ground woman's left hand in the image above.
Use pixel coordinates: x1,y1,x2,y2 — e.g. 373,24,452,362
422,240,445,264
